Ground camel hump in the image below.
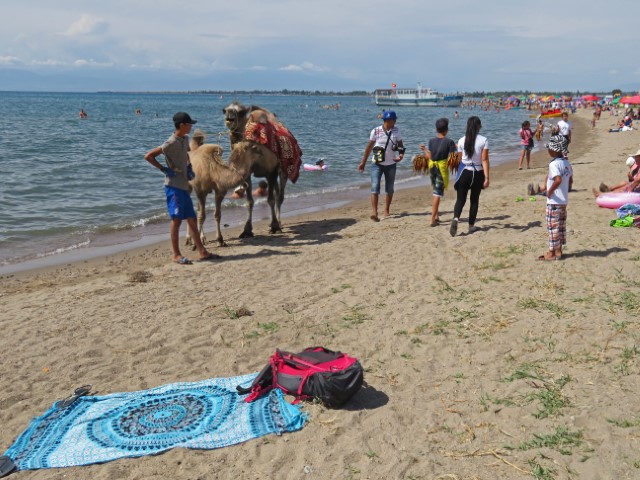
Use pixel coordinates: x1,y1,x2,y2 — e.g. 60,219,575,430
251,106,277,123
197,143,223,158
190,129,207,151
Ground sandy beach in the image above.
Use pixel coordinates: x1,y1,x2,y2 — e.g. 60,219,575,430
2,108,640,479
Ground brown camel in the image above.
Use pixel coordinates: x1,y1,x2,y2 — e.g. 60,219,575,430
223,102,301,237
186,130,246,247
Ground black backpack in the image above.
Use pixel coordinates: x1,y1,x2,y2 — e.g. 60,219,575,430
236,347,364,408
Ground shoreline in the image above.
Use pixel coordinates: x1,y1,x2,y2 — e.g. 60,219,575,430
0,121,547,276
3,108,640,479
0,109,592,287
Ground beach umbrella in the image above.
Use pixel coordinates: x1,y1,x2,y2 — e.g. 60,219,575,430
581,95,600,101
620,95,640,105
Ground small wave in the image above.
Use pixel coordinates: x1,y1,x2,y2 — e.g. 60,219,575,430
394,176,425,186
122,213,167,228
280,183,362,200
36,239,91,259
93,213,168,233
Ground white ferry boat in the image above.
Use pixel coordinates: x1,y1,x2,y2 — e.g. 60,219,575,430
374,83,463,107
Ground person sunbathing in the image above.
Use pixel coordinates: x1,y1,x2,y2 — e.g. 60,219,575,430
529,177,574,197
609,116,634,132
595,151,640,195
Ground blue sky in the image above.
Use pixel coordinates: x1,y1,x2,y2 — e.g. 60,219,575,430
1,0,638,93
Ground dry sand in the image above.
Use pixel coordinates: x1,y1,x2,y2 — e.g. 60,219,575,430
1,108,639,480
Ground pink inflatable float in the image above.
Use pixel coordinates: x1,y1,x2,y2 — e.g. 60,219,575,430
596,192,640,209
303,163,329,171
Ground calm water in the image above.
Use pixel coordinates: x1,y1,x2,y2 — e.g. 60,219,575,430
0,92,534,268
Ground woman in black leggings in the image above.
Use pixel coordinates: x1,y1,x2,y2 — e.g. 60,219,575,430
450,116,490,237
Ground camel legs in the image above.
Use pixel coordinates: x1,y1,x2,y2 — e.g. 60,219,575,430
213,191,227,247
275,171,288,230
196,190,208,246
185,190,210,250
266,173,282,234
239,177,255,239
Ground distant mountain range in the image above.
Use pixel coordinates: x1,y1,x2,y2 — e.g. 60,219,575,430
1,68,636,95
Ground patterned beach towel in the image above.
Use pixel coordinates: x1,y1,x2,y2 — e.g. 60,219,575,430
244,120,303,183
2,374,306,474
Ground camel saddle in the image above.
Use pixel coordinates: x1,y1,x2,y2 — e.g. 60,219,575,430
243,120,303,183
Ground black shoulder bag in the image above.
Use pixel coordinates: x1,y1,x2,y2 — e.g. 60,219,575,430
371,129,393,164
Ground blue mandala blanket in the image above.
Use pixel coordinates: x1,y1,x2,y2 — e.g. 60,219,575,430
3,374,306,473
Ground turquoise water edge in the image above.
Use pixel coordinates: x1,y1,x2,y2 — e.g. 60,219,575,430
0,92,534,272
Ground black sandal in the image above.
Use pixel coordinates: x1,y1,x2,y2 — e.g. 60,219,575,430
54,385,92,409
0,456,17,478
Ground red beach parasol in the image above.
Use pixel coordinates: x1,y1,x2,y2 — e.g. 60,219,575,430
581,95,600,101
620,95,640,105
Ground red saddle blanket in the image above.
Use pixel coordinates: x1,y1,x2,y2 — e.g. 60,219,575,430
244,120,303,183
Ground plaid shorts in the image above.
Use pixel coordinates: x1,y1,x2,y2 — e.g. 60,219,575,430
546,204,567,251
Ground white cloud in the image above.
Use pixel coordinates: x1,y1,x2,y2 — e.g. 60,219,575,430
31,59,66,66
63,14,108,36
250,66,268,71
0,55,20,65
279,62,329,73
280,64,302,72
73,59,113,67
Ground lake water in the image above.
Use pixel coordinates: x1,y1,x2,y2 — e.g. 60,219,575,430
0,91,536,271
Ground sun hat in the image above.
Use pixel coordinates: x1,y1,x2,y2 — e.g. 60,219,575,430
545,134,567,155
172,112,197,125
632,148,640,156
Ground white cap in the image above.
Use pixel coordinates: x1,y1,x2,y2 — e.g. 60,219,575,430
627,157,636,167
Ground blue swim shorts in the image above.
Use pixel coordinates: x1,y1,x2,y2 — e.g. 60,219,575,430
164,186,197,220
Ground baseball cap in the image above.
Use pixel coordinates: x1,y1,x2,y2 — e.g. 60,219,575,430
382,110,397,120
172,112,197,125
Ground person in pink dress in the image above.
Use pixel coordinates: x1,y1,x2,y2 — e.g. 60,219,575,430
518,120,534,170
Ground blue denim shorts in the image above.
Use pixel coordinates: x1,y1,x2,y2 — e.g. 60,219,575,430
370,163,397,195
164,186,197,220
